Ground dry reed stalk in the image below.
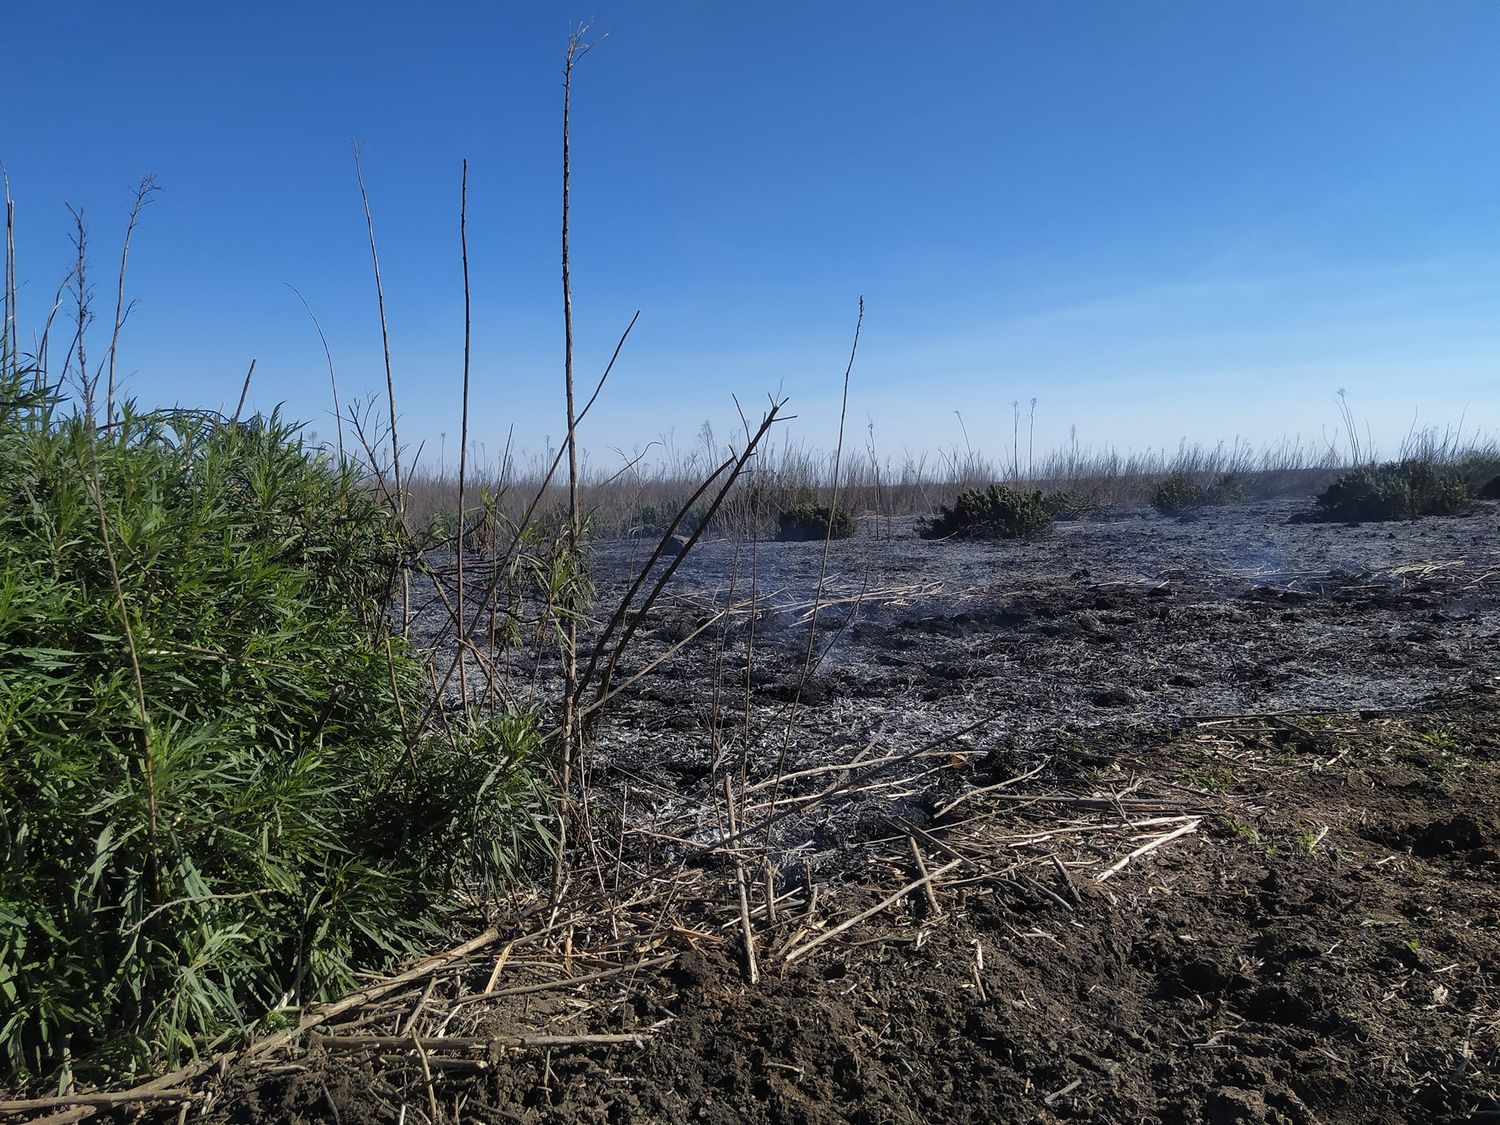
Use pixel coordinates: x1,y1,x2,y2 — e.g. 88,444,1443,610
63,205,89,398
457,158,472,717
311,1032,647,1051
1095,819,1201,882
447,951,679,1008
352,143,400,502
2,165,16,374
765,298,863,831
351,143,409,632
932,756,1051,819
722,775,759,984
103,175,157,426
578,402,786,713
559,28,584,811
907,834,941,916
284,284,344,461
231,358,255,424
782,858,963,965
0,1090,198,1113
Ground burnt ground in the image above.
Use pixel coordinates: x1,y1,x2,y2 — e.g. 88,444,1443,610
95,501,1500,1123
576,498,1500,874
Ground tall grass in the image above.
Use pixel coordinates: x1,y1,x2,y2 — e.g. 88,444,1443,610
401,426,1500,539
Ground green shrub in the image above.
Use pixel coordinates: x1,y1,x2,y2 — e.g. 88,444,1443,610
919,485,1052,540
776,502,856,541
1315,460,1472,522
0,382,552,1083
1150,473,1242,516
423,505,461,543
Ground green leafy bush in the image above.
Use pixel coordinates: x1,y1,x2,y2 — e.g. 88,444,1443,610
0,381,552,1082
919,485,1051,540
776,502,856,541
1314,460,1472,522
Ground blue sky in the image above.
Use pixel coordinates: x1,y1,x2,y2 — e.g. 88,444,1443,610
6,1,1500,471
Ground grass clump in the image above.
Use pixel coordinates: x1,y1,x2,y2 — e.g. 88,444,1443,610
1314,460,1472,522
0,378,552,1083
919,484,1051,540
776,502,856,541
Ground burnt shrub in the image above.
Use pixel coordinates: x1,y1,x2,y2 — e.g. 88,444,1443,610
633,500,709,538
776,502,856,541
1040,490,1090,520
1314,460,1472,522
919,484,1052,540
1151,473,1242,516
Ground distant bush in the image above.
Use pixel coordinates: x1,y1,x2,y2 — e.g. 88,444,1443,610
633,500,709,538
1040,490,1090,520
1452,451,1500,493
1482,475,1500,501
776,502,856,541
1314,460,1472,522
1151,473,1243,516
0,384,552,1082
919,485,1052,540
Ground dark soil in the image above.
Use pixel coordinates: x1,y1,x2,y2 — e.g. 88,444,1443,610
157,502,1500,1122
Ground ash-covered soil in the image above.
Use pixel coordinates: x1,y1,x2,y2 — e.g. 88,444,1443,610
198,500,1500,1124
581,499,1500,871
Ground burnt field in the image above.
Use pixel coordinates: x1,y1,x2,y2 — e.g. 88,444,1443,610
208,498,1500,1125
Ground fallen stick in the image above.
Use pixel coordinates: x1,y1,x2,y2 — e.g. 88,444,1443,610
946,793,1196,814
739,747,982,795
724,775,760,986
907,833,941,917
1,925,512,1115
748,769,939,815
996,813,1199,847
1051,854,1082,907
933,757,1051,820
783,858,963,965
24,1109,97,1125
448,951,679,1007
0,1090,197,1113
1096,820,1201,882
311,1032,646,1051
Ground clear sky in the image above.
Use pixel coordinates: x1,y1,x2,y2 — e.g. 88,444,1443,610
6,1,1499,472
